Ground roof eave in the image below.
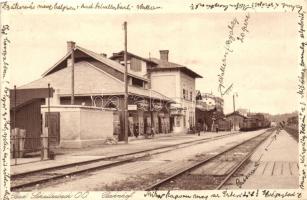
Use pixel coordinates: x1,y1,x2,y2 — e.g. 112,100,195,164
41,51,72,77
110,51,157,65
149,67,203,79
42,46,149,82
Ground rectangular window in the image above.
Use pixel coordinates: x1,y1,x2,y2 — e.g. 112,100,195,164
132,77,144,88
190,91,193,101
183,89,186,99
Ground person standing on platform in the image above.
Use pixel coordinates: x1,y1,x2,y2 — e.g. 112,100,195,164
203,123,207,134
197,122,201,136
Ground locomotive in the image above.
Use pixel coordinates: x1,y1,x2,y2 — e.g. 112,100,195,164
239,113,271,131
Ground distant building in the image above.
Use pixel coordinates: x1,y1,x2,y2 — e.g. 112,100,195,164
196,92,224,112
226,111,247,131
195,91,225,131
237,108,249,117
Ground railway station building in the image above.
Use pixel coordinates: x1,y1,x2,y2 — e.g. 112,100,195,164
19,41,174,147
110,50,202,133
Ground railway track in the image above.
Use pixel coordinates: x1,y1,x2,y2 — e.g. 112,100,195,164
145,128,275,190
11,131,245,191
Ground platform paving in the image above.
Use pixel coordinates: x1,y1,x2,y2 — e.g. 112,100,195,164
226,129,299,189
11,131,235,176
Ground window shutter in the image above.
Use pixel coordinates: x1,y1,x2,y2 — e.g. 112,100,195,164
130,58,141,72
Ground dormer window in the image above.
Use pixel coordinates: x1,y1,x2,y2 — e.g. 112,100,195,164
130,57,142,72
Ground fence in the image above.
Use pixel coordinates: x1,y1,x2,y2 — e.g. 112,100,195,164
10,128,56,165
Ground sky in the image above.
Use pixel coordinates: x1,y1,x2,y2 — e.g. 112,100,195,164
8,12,299,114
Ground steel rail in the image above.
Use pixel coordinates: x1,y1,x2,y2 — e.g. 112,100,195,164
12,131,241,179
11,157,136,190
11,132,239,178
215,128,275,189
144,128,275,191
11,131,245,190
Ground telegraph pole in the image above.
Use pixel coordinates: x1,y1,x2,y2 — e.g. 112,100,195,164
233,94,236,112
233,93,237,131
124,21,128,143
70,41,75,105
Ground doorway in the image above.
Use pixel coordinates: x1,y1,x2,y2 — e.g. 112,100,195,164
45,112,60,145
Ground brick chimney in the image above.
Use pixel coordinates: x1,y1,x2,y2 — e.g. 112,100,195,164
67,41,75,53
159,50,169,61
67,41,75,67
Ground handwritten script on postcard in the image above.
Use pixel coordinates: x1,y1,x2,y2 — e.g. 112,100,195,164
1,24,10,200
0,1,306,200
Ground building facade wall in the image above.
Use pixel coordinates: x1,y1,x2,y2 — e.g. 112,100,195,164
41,106,114,148
151,70,196,132
226,115,245,131
179,71,196,130
151,70,183,133
80,109,114,140
150,71,180,99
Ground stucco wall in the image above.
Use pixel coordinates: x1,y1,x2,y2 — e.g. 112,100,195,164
180,71,196,101
150,71,180,100
180,72,196,128
151,70,197,130
41,105,114,148
80,109,113,140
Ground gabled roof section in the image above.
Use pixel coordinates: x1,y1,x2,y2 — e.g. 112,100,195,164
41,46,148,81
42,52,71,77
149,58,203,78
110,51,157,65
23,61,173,103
